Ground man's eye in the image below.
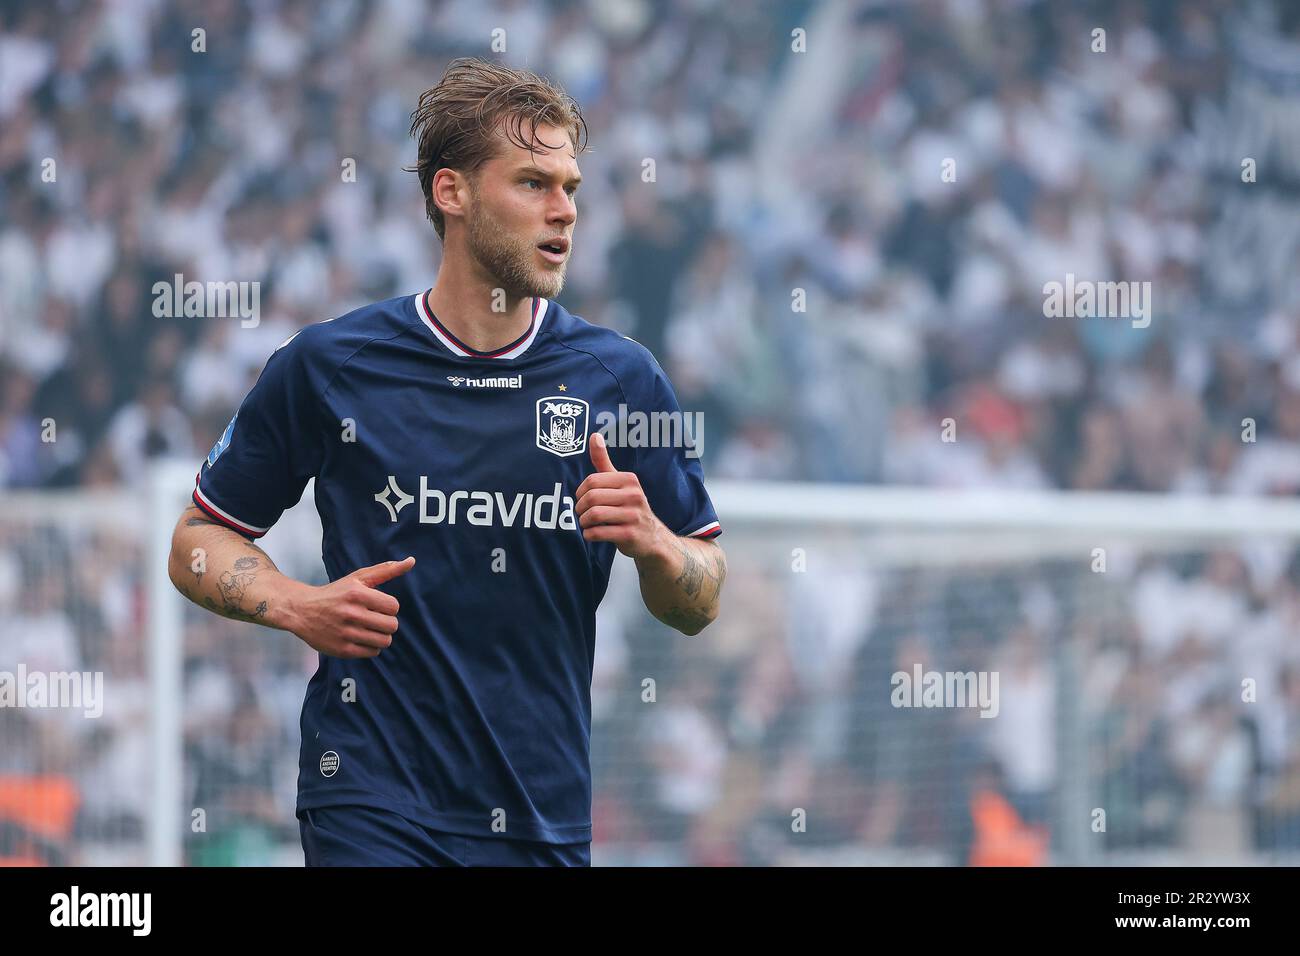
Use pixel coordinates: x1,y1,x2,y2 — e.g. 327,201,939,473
565,185,577,196
524,179,542,189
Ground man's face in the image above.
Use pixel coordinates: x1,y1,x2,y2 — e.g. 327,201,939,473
463,121,580,300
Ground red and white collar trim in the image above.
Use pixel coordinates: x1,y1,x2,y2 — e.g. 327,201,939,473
415,291,548,359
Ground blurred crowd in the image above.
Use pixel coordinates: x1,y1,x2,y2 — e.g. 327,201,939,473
3,0,1300,864
3,0,1299,492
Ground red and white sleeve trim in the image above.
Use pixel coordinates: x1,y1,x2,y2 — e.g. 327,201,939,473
684,520,722,539
193,477,270,538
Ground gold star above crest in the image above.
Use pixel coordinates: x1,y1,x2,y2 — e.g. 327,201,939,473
557,384,567,391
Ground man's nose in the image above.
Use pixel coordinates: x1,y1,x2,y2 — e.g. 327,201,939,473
548,188,576,226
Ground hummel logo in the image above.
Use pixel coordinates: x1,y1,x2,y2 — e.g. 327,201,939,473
373,476,415,521
446,374,523,389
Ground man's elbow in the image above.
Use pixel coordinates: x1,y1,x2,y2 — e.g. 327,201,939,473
166,531,187,594
663,604,718,637
684,612,718,637
167,513,198,594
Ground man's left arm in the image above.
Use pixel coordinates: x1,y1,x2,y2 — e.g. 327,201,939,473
575,432,726,635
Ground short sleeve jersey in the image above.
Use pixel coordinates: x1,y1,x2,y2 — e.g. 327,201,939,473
193,292,721,843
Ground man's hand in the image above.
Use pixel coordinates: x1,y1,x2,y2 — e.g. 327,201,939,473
574,432,672,559
170,506,419,654
574,432,725,635
284,556,415,659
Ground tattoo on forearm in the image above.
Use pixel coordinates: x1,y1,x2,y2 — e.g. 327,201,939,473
178,505,279,623
217,558,268,623
673,540,705,598
658,539,726,632
178,529,274,624
673,540,725,605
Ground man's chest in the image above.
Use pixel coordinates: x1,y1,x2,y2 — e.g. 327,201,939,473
318,348,630,499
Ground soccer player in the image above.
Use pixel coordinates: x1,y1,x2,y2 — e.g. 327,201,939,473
167,58,726,867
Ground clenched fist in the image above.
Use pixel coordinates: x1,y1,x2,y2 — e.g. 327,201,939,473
284,556,415,659
574,432,670,560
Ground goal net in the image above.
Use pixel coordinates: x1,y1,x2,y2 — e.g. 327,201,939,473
3,462,1299,865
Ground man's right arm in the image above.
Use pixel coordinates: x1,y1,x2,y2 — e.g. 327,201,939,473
167,505,413,659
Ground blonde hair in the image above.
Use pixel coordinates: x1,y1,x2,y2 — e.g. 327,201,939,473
408,57,588,241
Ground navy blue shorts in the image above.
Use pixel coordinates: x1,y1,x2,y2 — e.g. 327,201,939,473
298,805,591,867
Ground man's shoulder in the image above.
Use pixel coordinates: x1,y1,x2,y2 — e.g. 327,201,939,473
269,293,421,372
544,301,664,380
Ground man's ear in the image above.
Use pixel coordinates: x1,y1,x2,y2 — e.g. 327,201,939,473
433,167,470,225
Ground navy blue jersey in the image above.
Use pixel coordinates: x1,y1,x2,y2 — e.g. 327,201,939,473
193,292,721,843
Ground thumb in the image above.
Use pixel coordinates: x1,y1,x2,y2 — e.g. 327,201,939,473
589,431,617,473
352,556,416,587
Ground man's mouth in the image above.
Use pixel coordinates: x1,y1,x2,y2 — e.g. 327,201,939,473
537,237,569,263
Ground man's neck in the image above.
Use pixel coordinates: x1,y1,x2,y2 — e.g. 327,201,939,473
426,266,535,354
